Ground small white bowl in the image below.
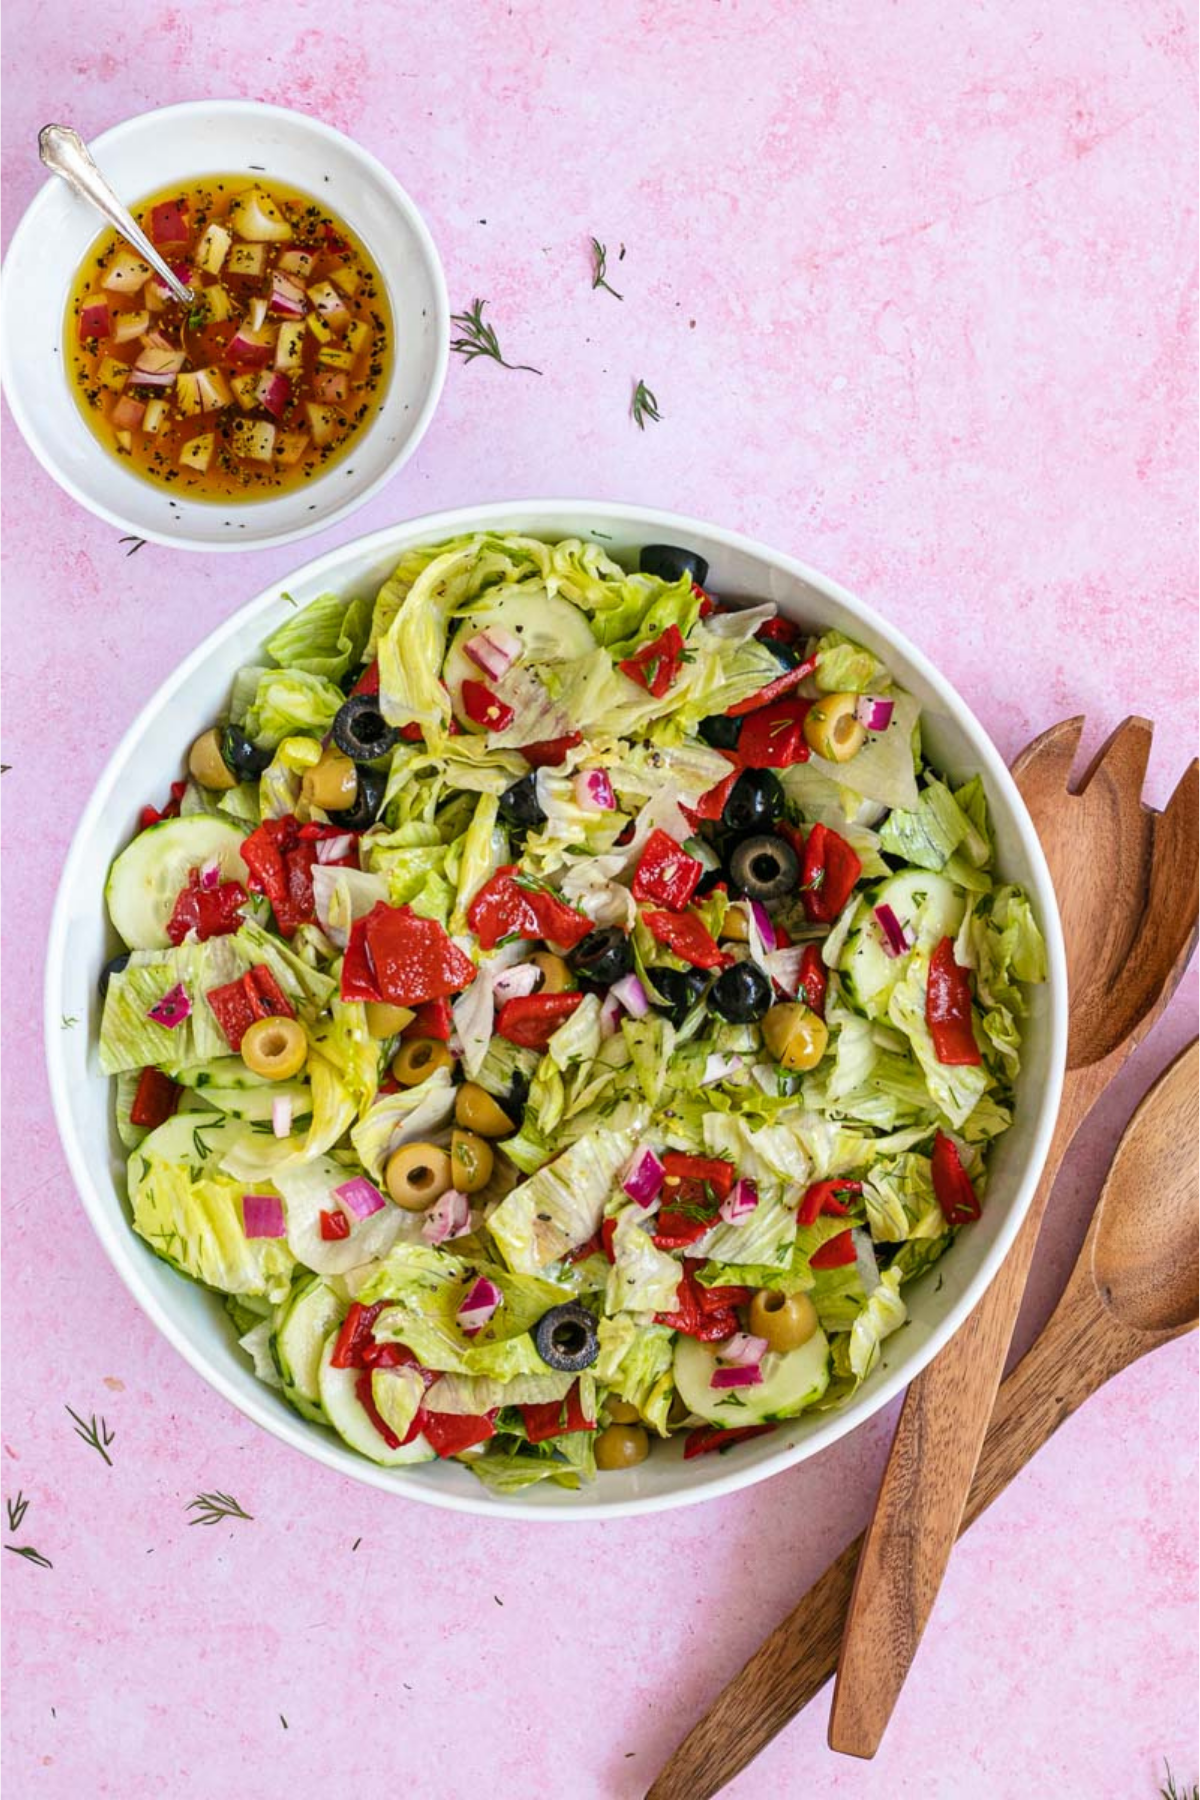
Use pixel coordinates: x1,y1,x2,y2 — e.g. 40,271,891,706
0,100,448,552
45,501,1068,1517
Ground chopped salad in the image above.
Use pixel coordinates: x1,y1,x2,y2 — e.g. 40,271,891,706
98,532,1047,1494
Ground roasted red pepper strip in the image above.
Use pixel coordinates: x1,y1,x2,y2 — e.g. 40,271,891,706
520,732,583,768
755,616,801,647
468,869,592,951
684,1422,778,1459
205,963,295,1052
653,1156,735,1249
618,624,685,698
420,1409,497,1457
798,944,828,1016
239,816,329,937
800,822,862,924
663,1154,736,1199
319,1208,351,1241
401,997,454,1041
689,762,743,824
737,698,812,768
631,830,704,911
351,660,380,695
360,1340,417,1369
797,1178,863,1226
165,869,248,946
643,909,729,970
520,1379,597,1443
129,1066,181,1129
932,1130,982,1225
139,779,188,832
355,1371,402,1449
330,1301,391,1370
461,678,515,732
341,903,477,1007
726,653,819,717
926,935,982,1065
495,991,583,1049
809,1230,857,1269
656,1258,752,1336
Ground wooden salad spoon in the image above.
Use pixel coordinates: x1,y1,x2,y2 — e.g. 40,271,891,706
645,1037,1199,1800
829,714,1198,1755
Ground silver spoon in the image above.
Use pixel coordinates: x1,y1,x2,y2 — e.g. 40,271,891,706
38,124,195,306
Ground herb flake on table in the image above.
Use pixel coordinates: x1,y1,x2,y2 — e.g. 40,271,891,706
631,379,662,429
186,1491,253,1526
65,1406,115,1466
5,1545,52,1569
450,298,541,375
6,1492,30,1532
118,536,146,557
589,237,623,300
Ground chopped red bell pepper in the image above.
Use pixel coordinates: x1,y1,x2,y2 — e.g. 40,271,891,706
460,678,515,732
797,943,828,1016
165,869,248,946
355,1371,403,1449
341,903,477,1007
129,1066,181,1129
139,779,188,832
932,1130,982,1225
205,963,295,1052
520,732,583,768
520,1379,597,1443
737,698,812,769
689,762,743,824
468,869,592,951
319,1208,351,1241
809,1230,857,1269
618,624,685,698
351,659,380,695
726,653,819,717
797,1178,863,1226
631,830,704,911
683,1422,777,1459
655,1258,751,1336
420,1409,497,1458
926,936,982,1066
643,910,729,969
401,997,454,1041
800,822,862,924
495,991,583,1048
330,1300,391,1369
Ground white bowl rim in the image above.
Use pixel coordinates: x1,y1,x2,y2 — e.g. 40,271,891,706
45,498,1068,1519
0,98,450,554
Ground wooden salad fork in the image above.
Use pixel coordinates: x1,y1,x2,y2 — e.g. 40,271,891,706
645,1037,1199,1800
828,715,1198,1756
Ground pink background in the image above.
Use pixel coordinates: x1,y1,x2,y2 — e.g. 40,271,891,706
2,3,1197,1795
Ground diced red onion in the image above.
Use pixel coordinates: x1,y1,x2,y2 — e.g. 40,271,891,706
333,1176,387,1221
749,900,777,951
762,945,806,996
622,1147,665,1205
226,326,275,368
463,627,522,682
242,1194,286,1239
422,1188,473,1245
314,833,354,864
271,1096,294,1139
269,272,307,318
247,296,269,332
152,261,192,299
198,858,221,890
130,346,186,387
78,296,111,340
147,982,191,1027
855,695,895,733
257,372,291,421
573,770,616,813
710,1364,764,1390
719,1177,759,1225
704,1052,745,1084
492,962,542,1003
875,903,910,958
456,1276,503,1337
611,972,649,1019
598,992,624,1040
718,1331,768,1366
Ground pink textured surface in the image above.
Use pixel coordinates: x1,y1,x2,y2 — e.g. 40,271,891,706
2,3,1197,1795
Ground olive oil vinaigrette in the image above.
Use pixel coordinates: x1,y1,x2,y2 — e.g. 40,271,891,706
65,176,392,501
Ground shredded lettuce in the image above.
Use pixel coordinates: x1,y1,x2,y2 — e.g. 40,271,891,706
264,591,371,684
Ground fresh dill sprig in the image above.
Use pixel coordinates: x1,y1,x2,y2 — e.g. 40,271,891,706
589,237,623,300
5,1545,52,1569
65,1406,115,1466
631,379,662,429
118,536,146,557
186,1491,254,1527
6,1492,30,1532
1162,1765,1199,1800
450,299,541,375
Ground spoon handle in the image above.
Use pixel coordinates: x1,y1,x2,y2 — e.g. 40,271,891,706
38,124,194,306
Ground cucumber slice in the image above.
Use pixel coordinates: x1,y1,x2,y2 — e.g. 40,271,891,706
317,1335,436,1466
106,815,250,951
673,1328,831,1426
201,1081,311,1123
273,1276,346,1403
841,871,965,1018
443,587,597,723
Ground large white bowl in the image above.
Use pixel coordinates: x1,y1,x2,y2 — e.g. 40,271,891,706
1,100,448,552
45,502,1067,1517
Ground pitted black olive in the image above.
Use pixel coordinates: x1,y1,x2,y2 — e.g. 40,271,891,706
709,960,774,1024
332,695,400,764
534,1302,600,1372
568,928,633,987
98,951,131,998
647,965,709,1027
328,765,386,831
221,725,272,780
698,714,743,751
721,769,784,835
498,773,546,830
729,833,799,901
639,543,710,588
761,638,801,674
